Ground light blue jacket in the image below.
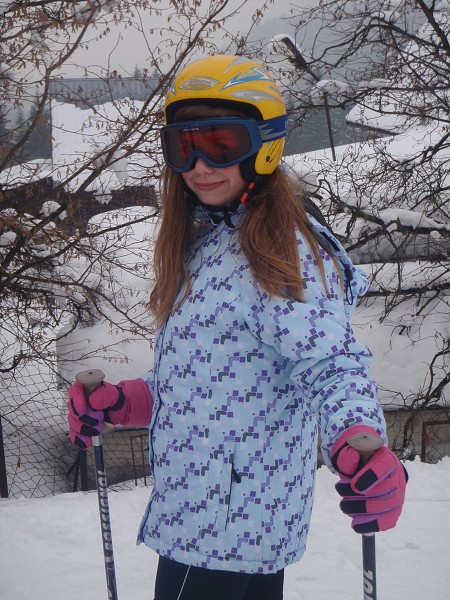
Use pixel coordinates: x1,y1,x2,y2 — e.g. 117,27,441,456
137,205,386,574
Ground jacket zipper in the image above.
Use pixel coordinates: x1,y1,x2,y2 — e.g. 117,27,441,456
231,466,241,483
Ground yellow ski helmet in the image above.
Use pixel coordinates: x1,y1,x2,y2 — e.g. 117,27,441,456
164,54,287,176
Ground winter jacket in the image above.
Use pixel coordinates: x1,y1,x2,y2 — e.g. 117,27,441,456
137,205,386,574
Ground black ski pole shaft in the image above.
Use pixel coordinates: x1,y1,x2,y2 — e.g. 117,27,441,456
76,369,119,600
92,433,119,600
361,533,377,600
347,432,384,600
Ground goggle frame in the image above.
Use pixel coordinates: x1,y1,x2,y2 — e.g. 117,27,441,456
160,115,287,172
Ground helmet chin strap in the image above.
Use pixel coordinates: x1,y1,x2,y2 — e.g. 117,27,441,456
240,175,264,205
195,175,265,228
195,175,265,227
196,196,241,228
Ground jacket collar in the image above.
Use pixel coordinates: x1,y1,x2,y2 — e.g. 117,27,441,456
192,197,245,228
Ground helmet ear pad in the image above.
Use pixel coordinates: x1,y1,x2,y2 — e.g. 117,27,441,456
255,139,286,175
239,138,285,182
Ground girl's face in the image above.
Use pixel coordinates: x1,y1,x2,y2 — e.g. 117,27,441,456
181,158,247,207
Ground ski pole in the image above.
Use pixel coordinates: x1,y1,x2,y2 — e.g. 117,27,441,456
347,432,384,600
76,368,119,600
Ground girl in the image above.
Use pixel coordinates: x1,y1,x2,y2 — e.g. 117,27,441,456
68,54,407,600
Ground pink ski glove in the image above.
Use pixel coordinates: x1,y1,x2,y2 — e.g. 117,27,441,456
68,378,152,449
331,426,408,533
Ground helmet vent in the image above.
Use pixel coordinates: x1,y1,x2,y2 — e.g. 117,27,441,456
231,90,283,104
180,77,219,91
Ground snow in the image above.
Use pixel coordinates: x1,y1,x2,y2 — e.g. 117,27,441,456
0,457,449,599
310,79,352,103
50,99,160,194
0,230,17,245
346,102,411,133
0,159,52,187
353,295,449,404
0,100,162,196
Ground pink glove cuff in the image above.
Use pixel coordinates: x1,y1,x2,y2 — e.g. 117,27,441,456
107,378,153,427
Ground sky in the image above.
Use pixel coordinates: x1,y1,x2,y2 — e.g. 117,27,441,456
61,0,316,78
0,457,449,600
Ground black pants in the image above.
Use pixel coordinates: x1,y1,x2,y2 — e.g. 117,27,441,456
154,556,284,600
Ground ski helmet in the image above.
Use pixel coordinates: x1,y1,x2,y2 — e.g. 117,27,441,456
164,54,287,177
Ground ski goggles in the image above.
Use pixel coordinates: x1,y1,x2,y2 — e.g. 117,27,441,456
160,115,287,172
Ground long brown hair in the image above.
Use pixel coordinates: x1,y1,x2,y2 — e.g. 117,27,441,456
149,106,331,327
240,169,328,301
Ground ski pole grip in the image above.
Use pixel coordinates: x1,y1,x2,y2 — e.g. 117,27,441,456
347,432,384,463
75,369,117,438
75,368,105,397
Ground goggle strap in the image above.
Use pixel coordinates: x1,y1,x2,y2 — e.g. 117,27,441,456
258,114,288,142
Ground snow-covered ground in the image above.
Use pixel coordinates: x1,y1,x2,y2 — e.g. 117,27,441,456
0,457,449,600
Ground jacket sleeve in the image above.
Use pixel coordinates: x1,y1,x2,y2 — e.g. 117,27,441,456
139,368,155,400
242,232,387,469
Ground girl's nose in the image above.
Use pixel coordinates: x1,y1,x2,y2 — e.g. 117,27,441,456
193,157,215,173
